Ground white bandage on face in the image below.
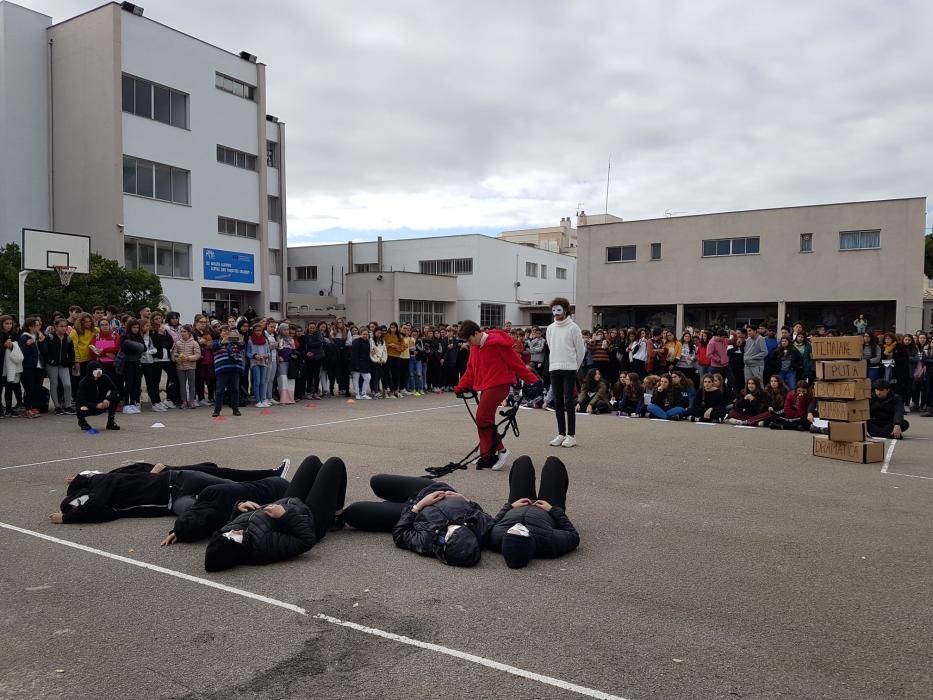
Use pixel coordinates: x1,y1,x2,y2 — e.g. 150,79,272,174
92,369,103,379
507,523,530,537
444,524,462,542
222,531,244,544
551,305,565,317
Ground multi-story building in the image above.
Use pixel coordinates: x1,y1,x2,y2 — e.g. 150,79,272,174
286,234,576,327
497,217,579,256
0,1,287,320
575,198,927,333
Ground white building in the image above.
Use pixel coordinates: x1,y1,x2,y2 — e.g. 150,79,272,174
0,1,287,320
286,235,576,327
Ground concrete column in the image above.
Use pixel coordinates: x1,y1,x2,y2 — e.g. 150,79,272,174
675,304,685,335
777,300,787,328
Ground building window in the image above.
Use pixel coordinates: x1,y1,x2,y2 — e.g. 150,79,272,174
400,300,447,328
218,216,258,239
541,264,547,279
418,258,473,275
479,303,505,328
122,74,188,129
799,233,813,253
217,145,258,171
266,141,279,168
295,265,317,281
839,230,880,251
122,156,189,205
269,302,281,312
526,262,538,277
650,243,662,260
701,237,760,257
124,236,190,278
268,196,282,224
215,72,256,101
606,245,636,263
268,248,282,275
355,263,379,273
556,267,567,280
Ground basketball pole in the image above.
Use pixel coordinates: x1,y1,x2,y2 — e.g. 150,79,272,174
18,271,29,325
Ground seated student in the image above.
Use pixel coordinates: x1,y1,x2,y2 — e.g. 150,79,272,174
49,460,289,524
76,361,120,431
686,374,726,422
615,372,646,417
646,374,687,420
489,455,580,569
770,380,813,430
711,372,734,407
203,456,347,571
343,475,494,567
670,370,695,407
641,374,660,411
868,379,909,439
575,368,610,414
519,366,546,408
726,377,771,426
764,375,789,422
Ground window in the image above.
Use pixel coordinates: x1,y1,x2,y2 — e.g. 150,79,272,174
266,141,279,168
418,258,473,275
526,262,538,277
355,263,379,273
124,236,191,278
556,267,567,280
702,237,760,257
122,156,189,205
606,245,636,262
122,75,188,128
269,302,281,312
400,300,447,328
799,233,813,253
215,72,256,101
650,243,662,260
479,303,505,328
268,248,282,275
541,264,547,279
295,265,317,281
268,196,282,223
217,145,258,172
218,216,259,239
839,230,880,251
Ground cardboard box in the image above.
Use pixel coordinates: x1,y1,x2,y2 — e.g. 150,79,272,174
814,361,868,380
817,399,870,422
813,379,872,400
828,420,867,443
812,435,884,463
810,336,863,361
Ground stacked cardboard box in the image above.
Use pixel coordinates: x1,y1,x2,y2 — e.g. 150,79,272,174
810,336,884,464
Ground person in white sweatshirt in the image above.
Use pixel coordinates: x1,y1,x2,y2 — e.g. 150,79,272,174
545,297,586,448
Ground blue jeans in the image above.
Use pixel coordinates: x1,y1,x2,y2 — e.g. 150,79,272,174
408,358,424,392
779,369,797,389
214,371,240,413
264,360,277,401
251,364,267,403
647,404,686,419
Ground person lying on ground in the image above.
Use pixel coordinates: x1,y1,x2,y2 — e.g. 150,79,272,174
203,456,347,571
49,460,289,524
488,456,580,569
343,475,494,566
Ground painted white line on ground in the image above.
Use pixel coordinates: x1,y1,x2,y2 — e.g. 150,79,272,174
313,613,628,700
0,522,627,700
881,440,896,474
883,471,933,481
1,404,461,471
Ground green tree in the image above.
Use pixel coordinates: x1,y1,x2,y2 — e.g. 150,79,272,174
0,243,163,319
926,233,933,279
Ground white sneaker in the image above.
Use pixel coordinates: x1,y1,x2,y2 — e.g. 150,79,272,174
491,449,512,471
355,394,363,400
199,399,213,407
277,458,291,480
401,390,411,396
123,406,134,415
164,402,177,409
270,399,279,405
561,435,577,448
549,435,566,447
362,394,372,400
256,401,268,408
152,403,167,412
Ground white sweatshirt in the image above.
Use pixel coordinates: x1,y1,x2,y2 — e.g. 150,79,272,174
546,317,586,371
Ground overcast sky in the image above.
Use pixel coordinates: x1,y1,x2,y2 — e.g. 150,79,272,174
29,0,933,243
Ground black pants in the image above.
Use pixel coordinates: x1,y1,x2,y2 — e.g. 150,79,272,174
549,369,577,436
121,363,141,405
283,455,348,541
867,419,909,438
769,414,809,430
143,363,164,405
22,367,44,411
508,456,568,510
370,364,384,394
686,404,726,421
77,404,117,427
343,474,434,532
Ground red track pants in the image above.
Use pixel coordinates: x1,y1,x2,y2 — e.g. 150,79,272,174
476,384,511,458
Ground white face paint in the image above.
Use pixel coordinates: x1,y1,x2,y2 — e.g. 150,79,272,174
551,305,565,318
444,524,462,542
92,368,103,379
222,531,244,544
506,523,531,537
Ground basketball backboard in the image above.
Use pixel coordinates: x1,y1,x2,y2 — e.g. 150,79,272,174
22,228,91,273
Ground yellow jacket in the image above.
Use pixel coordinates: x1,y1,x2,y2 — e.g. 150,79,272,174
70,328,96,363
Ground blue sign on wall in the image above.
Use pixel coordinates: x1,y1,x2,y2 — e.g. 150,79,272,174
203,248,255,284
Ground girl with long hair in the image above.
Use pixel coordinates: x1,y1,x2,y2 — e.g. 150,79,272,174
615,372,645,416
726,377,770,426
686,373,726,423
646,374,687,420
575,368,610,414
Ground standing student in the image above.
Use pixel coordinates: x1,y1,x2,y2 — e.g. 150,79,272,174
675,332,698,386
369,326,388,398
248,323,272,407
117,318,145,414
545,297,586,448
743,326,768,380
350,327,373,399
69,313,97,404
18,316,46,418
148,312,175,410
172,325,201,409
276,322,296,404
727,331,746,392
44,318,76,415
212,325,243,417
772,337,802,389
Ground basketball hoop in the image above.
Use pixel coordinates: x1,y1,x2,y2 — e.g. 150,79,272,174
53,265,77,287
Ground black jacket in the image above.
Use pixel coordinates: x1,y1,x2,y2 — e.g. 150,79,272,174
43,334,76,367
216,497,318,565
489,503,579,559
691,388,724,411
349,337,371,373
171,477,289,542
392,482,494,560
734,391,767,415
60,463,173,523
76,362,120,408
870,393,905,426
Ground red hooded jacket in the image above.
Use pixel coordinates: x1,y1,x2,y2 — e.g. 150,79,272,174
455,329,539,393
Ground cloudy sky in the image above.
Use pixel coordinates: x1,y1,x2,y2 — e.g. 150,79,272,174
30,0,933,243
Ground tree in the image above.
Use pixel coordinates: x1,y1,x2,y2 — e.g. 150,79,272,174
0,243,163,319
926,233,933,279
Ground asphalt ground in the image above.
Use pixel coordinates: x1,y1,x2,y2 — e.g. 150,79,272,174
1,394,931,700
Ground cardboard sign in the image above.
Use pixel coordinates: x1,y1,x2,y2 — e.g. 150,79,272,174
812,435,883,463
828,421,867,443
817,399,870,422
813,379,871,400
810,336,863,360
814,361,867,380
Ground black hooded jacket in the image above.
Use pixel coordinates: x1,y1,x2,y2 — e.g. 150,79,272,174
489,503,580,559
870,392,906,426
171,477,289,542
60,463,173,523
76,361,119,408
214,497,318,565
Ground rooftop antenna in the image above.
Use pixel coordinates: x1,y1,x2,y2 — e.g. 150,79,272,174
664,209,687,217
604,153,611,217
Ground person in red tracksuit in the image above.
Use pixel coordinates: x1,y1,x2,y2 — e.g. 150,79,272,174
454,321,540,471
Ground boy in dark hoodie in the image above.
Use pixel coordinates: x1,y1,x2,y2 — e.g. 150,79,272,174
76,361,120,431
